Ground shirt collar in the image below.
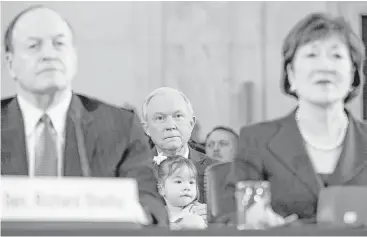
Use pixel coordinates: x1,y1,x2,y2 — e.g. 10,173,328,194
47,91,72,135
156,144,190,158
17,91,72,136
17,95,43,136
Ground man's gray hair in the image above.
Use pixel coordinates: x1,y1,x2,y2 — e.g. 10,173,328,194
142,87,194,122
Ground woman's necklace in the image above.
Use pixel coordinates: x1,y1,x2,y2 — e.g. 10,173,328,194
295,109,348,151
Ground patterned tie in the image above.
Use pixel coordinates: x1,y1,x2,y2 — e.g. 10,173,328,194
35,114,58,176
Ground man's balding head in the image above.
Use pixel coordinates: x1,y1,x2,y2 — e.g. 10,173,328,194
4,5,75,53
4,5,77,95
142,87,194,123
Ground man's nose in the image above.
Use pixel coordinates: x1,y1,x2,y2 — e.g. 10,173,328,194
40,41,59,60
164,116,177,130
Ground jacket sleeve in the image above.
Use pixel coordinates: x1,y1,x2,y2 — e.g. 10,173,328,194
117,112,168,226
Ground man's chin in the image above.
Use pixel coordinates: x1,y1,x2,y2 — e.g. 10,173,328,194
32,84,68,95
163,142,183,150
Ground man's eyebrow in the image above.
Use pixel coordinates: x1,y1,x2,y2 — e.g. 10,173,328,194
173,110,184,114
152,112,165,116
26,34,66,40
54,33,66,39
26,36,40,41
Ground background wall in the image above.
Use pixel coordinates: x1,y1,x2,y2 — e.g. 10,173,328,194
1,1,366,141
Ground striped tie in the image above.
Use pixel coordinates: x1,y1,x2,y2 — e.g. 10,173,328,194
35,114,58,176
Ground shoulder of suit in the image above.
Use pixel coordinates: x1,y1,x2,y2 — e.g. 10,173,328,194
240,114,288,135
360,119,367,128
1,96,15,109
197,149,210,160
76,94,136,117
239,112,293,142
190,147,216,165
350,114,367,133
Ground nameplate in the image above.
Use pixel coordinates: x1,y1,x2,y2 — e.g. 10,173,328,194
1,177,144,222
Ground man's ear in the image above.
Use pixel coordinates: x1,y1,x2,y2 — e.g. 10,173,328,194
190,116,196,128
5,52,16,79
141,121,150,136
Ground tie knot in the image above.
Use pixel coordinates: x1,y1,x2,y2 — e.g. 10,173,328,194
40,114,53,126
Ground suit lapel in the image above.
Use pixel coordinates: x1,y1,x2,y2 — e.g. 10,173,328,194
267,111,321,197
63,114,82,176
1,98,28,175
152,147,158,156
63,94,95,176
188,148,204,172
188,147,213,173
188,147,201,163
330,115,367,185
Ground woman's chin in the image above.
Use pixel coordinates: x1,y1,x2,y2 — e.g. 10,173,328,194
306,98,344,107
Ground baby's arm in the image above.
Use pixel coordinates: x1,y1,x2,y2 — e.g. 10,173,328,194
189,202,207,223
174,214,207,229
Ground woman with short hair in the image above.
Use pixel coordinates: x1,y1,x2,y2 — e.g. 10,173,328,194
219,12,367,228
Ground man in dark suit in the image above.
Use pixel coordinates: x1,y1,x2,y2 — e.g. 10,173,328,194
1,5,168,225
141,87,216,206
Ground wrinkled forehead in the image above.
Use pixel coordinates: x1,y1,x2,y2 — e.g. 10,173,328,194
208,129,237,144
209,129,232,140
146,91,191,116
12,8,73,42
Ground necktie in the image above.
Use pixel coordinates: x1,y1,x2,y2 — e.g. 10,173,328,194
35,114,58,176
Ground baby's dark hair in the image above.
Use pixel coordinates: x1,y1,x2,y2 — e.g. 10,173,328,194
154,155,199,201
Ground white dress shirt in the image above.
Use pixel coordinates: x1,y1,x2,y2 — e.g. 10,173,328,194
157,144,190,158
17,91,72,177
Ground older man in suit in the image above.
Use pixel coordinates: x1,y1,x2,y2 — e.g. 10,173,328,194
141,87,216,205
1,5,168,225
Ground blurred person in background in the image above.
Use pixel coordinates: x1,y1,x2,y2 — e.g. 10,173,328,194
205,126,239,162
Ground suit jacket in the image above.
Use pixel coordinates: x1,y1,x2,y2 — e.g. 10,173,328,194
1,94,168,226
152,146,216,203
220,109,367,220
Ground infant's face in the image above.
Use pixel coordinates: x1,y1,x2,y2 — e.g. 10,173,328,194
161,166,197,207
